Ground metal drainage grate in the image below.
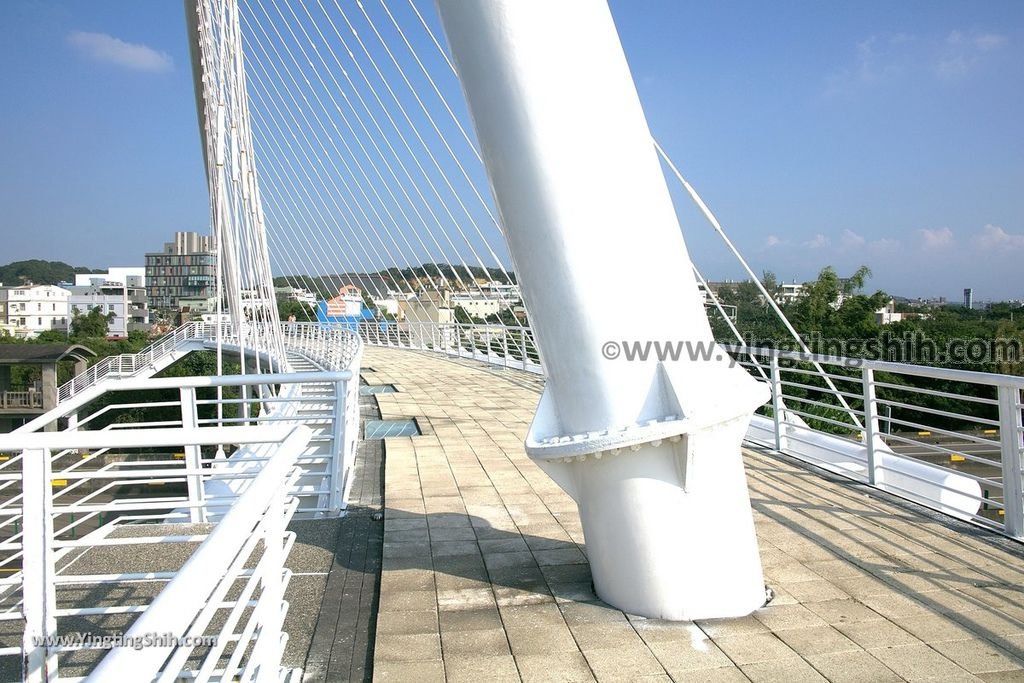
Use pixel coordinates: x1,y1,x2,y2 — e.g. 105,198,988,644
359,384,398,395
365,419,420,439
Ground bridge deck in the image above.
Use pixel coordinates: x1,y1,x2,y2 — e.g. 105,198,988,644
360,347,1024,683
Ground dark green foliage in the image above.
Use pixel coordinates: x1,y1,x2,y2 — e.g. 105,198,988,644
275,296,315,322
0,260,94,285
70,306,114,338
713,266,1023,433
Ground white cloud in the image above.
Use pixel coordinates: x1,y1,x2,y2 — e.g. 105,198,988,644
947,30,1007,52
68,31,173,73
936,30,1007,81
978,224,1024,250
919,227,954,250
764,235,783,249
826,29,1007,93
803,233,829,249
869,237,900,252
840,229,866,248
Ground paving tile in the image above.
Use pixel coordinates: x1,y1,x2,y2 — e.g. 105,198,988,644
516,652,595,683
858,591,935,620
384,528,430,544
376,609,438,636
775,624,861,656
868,642,973,680
437,587,496,611
431,540,481,558
686,668,751,683
485,551,539,572
439,607,504,632
479,537,531,555
783,578,849,603
494,584,555,607
560,601,629,626
804,650,903,683
379,589,437,613
380,568,436,592
804,599,885,625
631,618,707,644
977,671,1024,682
582,645,667,680
444,654,520,683
374,633,441,662
753,603,829,631
892,613,980,643
645,638,734,674
385,518,429,532
505,622,580,657
532,547,588,566
501,602,569,628
741,656,829,682
713,633,802,666
440,627,511,657
697,615,770,638
430,526,478,542
372,659,445,682
835,619,922,649
539,563,592,584
928,639,1024,675
567,622,645,651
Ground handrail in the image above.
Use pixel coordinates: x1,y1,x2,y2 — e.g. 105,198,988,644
56,322,221,403
12,424,311,682
86,426,310,682
355,320,1024,541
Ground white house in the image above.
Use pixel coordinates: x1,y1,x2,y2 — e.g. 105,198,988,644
451,293,506,320
68,275,149,338
0,284,71,337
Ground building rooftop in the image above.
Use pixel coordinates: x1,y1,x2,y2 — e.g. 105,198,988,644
0,344,95,365
327,347,1024,683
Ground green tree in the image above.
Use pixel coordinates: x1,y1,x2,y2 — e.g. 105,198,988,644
276,296,315,322
71,306,115,338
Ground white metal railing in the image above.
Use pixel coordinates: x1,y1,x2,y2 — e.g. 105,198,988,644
356,320,1024,541
0,322,365,680
0,424,310,682
13,370,359,520
56,322,219,402
57,321,363,404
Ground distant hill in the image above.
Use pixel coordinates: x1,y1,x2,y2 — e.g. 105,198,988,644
273,263,516,298
0,260,95,286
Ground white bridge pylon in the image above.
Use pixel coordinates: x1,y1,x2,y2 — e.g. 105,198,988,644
191,0,776,620
437,0,770,620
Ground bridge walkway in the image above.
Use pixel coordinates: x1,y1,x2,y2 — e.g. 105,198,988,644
363,347,1024,683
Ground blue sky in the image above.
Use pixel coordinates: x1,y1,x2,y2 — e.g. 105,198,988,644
0,1,1021,301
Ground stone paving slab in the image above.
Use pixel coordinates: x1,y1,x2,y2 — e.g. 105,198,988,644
365,348,1024,682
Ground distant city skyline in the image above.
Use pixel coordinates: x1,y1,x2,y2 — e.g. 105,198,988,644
0,0,1021,301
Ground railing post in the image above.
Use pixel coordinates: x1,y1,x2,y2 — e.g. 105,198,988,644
862,367,880,485
22,448,58,683
997,385,1024,539
769,355,787,453
179,388,206,523
329,378,348,515
257,477,286,679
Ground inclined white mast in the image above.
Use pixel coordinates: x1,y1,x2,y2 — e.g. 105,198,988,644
436,0,771,619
